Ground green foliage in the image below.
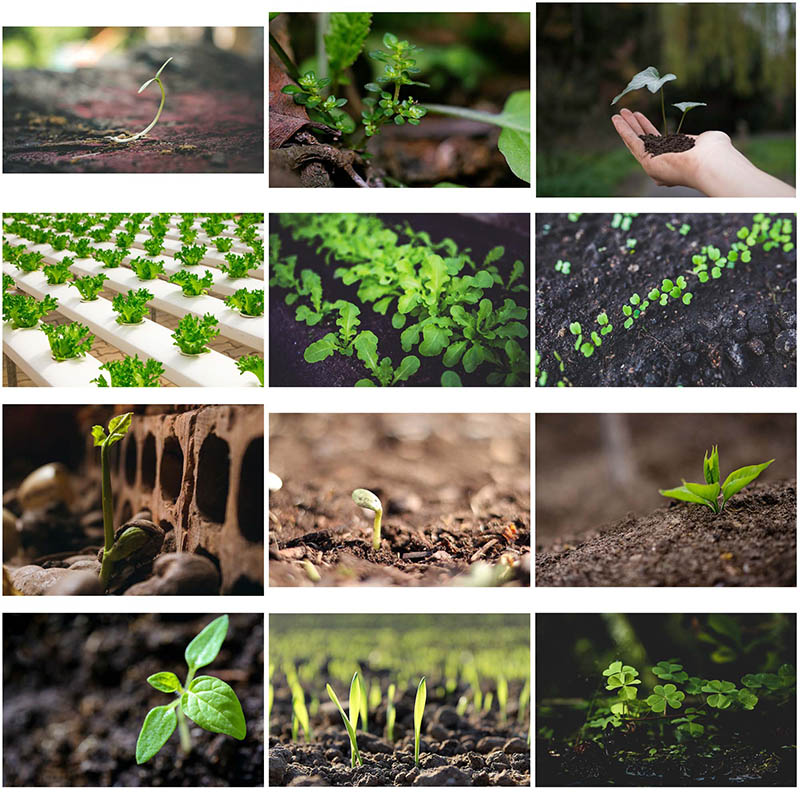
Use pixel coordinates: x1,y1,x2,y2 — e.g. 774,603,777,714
143,236,164,257
175,244,208,267
169,269,214,297
92,354,164,387
16,251,45,272
352,330,421,386
413,677,427,767
40,321,94,361
3,293,57,329
659,445,774,513
71,273,108,301
136,615,246,764
222,253,256,279
236,354,264,387
325,12,372,88
225,288,264,317
172,313,220,355
129,256,165,281
303,302,362,362
94,247,129,269
646,683,685,713
112,288,153,324
326,673,363,767
43,259,73,285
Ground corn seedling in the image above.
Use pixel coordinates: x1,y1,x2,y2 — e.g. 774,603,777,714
352,488,383,550
414,676,427,767
385,684,396,743
326,673,363,767
110,58,173,143
497,676,509,722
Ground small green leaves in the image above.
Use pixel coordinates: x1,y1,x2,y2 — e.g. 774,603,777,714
624,319,634,329
136,705,177,764
352,488,381,514
701,680,737,709
327,674,363,766
555,259,571,274
623,305,632,317
611,66,676,105
91,412,133,449
182,675,246,739
580,342,594,357
597,312,608,325
721,459,775,507
148,672,181,693
185,614,229,671
652,661,688,683
569,321,581,335
703,445,720,485
646,683,685,713
630,294,640,305
603,661,641,690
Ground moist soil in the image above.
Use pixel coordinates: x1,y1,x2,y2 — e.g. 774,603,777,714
269,413,530,586
536,479,796,587
271,683,530,786
535,213,797,387
640,133,695,156
3,614,264,787
270,213,530,387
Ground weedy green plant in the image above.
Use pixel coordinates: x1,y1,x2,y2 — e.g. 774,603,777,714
225,288,264,317
172,313,220,355
236,354,264,386
112,288,153,324
659,445,774,513
40,322,94,361
352,488,383,550
326,673,363,767
135,614,246,763
3,294,57,329
129,256,166,281
413,676,427,767
71,273,108,301
92,355,165,387
169,269,214,297
110,57,173,143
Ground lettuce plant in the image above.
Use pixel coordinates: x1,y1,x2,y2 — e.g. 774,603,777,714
225,288,264,317
303,302,361,362
112,288,153,324
16,251,45,272
95,247,129,269
3,294,57,329
169,269,214,297
143,236,165,257
109,57,173,143
175,244,208,267
43,258,74,285
214,236,233,253
659,445,774,514
92,355,165,387
352,330,420,386
40,322,94,361
129,256,165,281
172,313,219,355
236,354,264,386
351,488,383,550
136,614,246,763
222,253,255,279
71,273,108,301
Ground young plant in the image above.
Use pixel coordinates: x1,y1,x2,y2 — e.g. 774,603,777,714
172,313,219,355
71,273,108,301
303,302,361,362
353,330,420,386
92,355,165,387
110,57,173,143
385,684,397,743
94,247,129,269
175,244,208,267
236,354,264,387
40,322,94,361
225,288,264,317
112,288,153,324
143,236,165,257
214,236,233,253
326,673,363,767
16,251,45,272
659,445,774,514
129,256,166,281
169,269,214,297
414,676,427,767
43,259,74,285
222,253,255,279
352,488,382,550
135,614,246,764
673,102,707,134
3,294,57,329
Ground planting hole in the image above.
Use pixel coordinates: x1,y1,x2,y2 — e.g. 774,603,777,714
238,437,264,542
197,434,229,523
142,433,156,490
160,436,183,503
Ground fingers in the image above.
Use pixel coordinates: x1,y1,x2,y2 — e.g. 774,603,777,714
611,113,645,161
619,108,645,137
633,111,660,137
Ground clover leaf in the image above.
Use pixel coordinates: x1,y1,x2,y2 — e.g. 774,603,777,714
701,679,737,708
652,661,688,683
646,683,685,713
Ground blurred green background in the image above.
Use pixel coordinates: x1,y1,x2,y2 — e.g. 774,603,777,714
537,3,796,196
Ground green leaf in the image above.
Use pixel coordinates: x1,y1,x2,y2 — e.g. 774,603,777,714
393,356,420,384
148,672,181,693
418,323,451,357
348,672,361,731
611,66,677,105
326,13,372,80
703,445,720,485
659,484,717,512
441,370,462,387
443,340,469,368
182,675,246,739
304,336,337,363
673,101,707,112
353,330,380,374
326,680,362,766
463,343,485,373
721,459,775,505
136,705,177,764
105,412,133,447
184,615,228,671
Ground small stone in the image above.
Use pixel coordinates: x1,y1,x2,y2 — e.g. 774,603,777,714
476,736,506,754
431,706,460,730
359,732,393,754
420,753,448,768
775,329,796,355
18,463,74,511
124,552,220,595
732,326,748,343
747,313,770,335
11,565,71,595
503,737,529,754
46,571,103,595
747,338,765,356
413,765,472,786
428,723,450,741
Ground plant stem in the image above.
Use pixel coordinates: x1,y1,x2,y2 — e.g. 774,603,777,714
676,110,687,135
660,88,667,136
98,442,115,587
393,82,400,104
372,508,382,550
176,704,192,755
269,33,300,81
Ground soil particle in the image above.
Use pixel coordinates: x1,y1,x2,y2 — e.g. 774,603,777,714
536,480,796,587
640,133,695,155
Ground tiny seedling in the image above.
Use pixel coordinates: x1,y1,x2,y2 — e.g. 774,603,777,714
659,445,774,513
352,488,383,550
135,614,246,764
413,676,427,767
110,57,173,143
673,102,707,134
326,673,363,767
385,684,397,743
353,330,420,386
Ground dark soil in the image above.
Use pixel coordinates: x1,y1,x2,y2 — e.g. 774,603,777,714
270,213,530,387
535,213,797,387
3,614,264,786
640,133,695,156
4,45,263,173
269,413,530,586
536,479,796,587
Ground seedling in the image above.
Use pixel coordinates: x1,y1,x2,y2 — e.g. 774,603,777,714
214,237,233,253
135,614,246,763
16,251,45,272
112,288,153,324
303,302,362,363
222,253,256,279
353,330,420,386
385,684,397,743
352,488,383,550
110,57,173,143
143,236,165,257
659,445,774,513
175,244,208,267
92,355,165,387
40,322,94,361
71,273,108,301
555,259,571,275
673,102,707,134
413,676,427,767
236,354,264,387
95,248,129,270
172,313,219,355
326,673,363,767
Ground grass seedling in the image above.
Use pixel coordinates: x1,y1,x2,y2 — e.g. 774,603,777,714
659,445,774,514
414,676,427,767
326,673,363,767
110,58,173,143
385,684,396,743
135,615,246,764
352,488,383,550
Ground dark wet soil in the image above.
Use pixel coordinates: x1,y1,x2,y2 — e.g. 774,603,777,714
536,479,796,587
535,213,797,387
3,614,264,786
269,413,530,586
640,133,695,156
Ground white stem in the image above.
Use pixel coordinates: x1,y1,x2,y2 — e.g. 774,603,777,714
109,77,166,143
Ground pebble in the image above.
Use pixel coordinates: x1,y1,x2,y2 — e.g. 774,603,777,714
413,764,472,786
17,463,73,511
476,736,506,754
10,565,71,595
747,313,770,335
431,705,460,729
124,552,220,595
45,571,103,595
775,328,796,355
503,737,529,754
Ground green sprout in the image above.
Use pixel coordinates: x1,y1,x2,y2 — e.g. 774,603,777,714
659,445,774,514
326,673,363,767
414,676,427,767
385,684,397,743
673,102,707,134
110,58,173,143
135,615,246,764
555,259,571,275
352,488,383,550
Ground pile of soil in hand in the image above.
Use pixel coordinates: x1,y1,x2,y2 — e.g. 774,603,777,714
536,479,796,587
535,213,797,387
640,133,695,156
269,414,530,586
270,213,530,387
271,692,530,787
3,614,264,787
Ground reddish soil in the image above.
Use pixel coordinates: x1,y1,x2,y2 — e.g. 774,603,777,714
640,133,695,156
269,414,530,586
